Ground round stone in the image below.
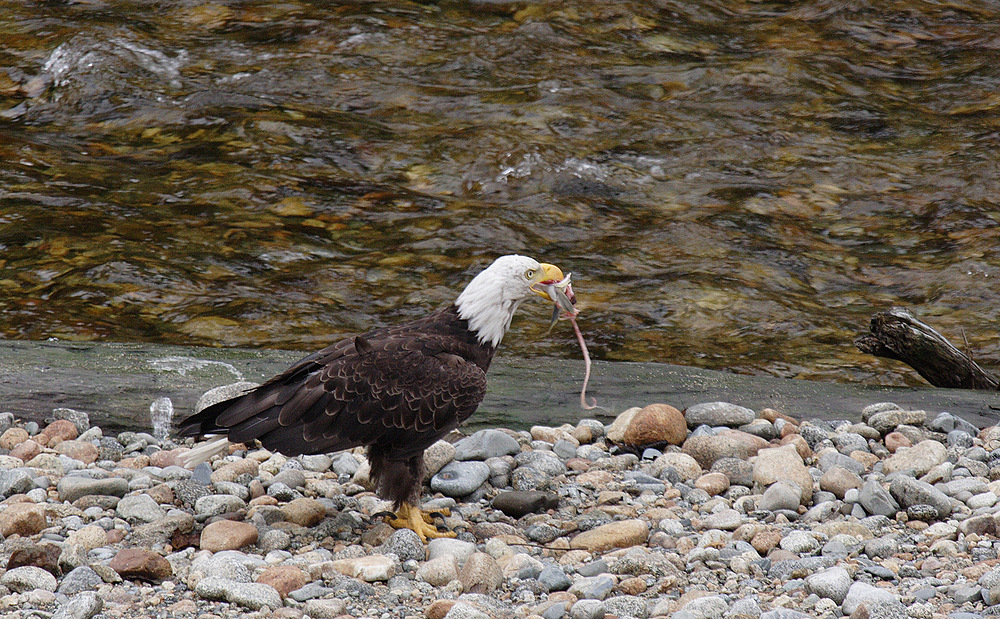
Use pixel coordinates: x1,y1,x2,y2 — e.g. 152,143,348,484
431,461,490,498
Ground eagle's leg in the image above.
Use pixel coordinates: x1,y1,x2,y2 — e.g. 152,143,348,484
386,502,456,542
369,450,456,541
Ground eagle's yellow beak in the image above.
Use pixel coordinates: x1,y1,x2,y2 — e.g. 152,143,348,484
530,263,576,313
534,264,564,285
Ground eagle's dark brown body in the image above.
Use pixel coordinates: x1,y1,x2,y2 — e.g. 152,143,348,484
176,305,495,507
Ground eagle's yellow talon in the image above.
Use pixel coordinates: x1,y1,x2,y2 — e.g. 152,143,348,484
386,503,457,542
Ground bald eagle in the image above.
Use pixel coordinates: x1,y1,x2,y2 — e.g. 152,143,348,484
176,255,574,540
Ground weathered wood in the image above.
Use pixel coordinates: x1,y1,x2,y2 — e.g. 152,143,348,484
855,307,1000,390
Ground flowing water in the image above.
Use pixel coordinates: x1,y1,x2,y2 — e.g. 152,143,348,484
3,0,1000,393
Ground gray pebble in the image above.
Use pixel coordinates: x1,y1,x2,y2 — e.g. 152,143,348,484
684,401,755,428
539,565,571,592
859,479,900,517
453,429,520,460
889,476,952,519
928,412,979,436
526,523,563,543
380,528,425,562
299,454,332,472
759,480,801,512
265,481,300,501
542,601,570,619
569,599,606,619
511,466,550,492
805,565,851,603
51,591,102,619
1,566,58,592
842,581,900,615
430,460,490,497
58,567,103,596
567,574,616,600
195,576,282,610
115,494,166,523
602,595,647,619
56,476,128,503
289,582,334,602
780,531,820,555
0,468,36,498
330,453,360,477
194,494,247,517
266,468,306,489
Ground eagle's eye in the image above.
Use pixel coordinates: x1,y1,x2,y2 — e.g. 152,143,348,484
524,269,536,280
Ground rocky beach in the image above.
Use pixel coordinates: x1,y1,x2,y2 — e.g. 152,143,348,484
0,387,997,619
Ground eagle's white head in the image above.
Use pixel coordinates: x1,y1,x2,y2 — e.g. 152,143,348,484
456,255,568,347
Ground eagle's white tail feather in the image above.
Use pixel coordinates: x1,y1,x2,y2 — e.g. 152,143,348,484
180,436,232,469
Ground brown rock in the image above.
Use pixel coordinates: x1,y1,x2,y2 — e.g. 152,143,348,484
66,525,110,551
38,419,78,446
459,552,502,594
650,453,703,481
751,529,783,555
682,435,748,469
779,434,812,460
622,404,687,447
54,440,99,464
571,425,593,444
146,484,175,506
8,542,61,576
576,470,615,488
617,576,648,595
425,600,457,619
606,407,642,444
569,519,648,553
717,429,769,456
0,503,47,537
0,428,29,450
211,458,259,483
9,439,41,462
819,466,863,499
884,432,911,453
694,472,731,496
149,449,184,468
249,479,265,500
106,529,126,544
200,519,259,552
118,455,151,469
281,497,327,527
257,565,309,598
760,408,798,427
331,555,396,582
849,451,879,470
109,548,172,581
753,444,813,503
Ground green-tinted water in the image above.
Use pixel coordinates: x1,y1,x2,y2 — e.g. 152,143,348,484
2,0,999,387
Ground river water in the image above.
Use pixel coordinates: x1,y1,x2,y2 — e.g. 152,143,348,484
2,0,999,389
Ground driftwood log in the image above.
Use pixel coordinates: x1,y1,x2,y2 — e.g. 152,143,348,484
855,307,1000,390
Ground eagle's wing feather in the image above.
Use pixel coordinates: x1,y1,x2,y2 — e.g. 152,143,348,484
176,326,488,461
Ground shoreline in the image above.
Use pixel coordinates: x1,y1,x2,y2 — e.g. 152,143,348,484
0,394,996,619
6,338,1000,434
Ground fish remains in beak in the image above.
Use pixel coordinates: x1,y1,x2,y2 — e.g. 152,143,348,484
531,265,598,411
